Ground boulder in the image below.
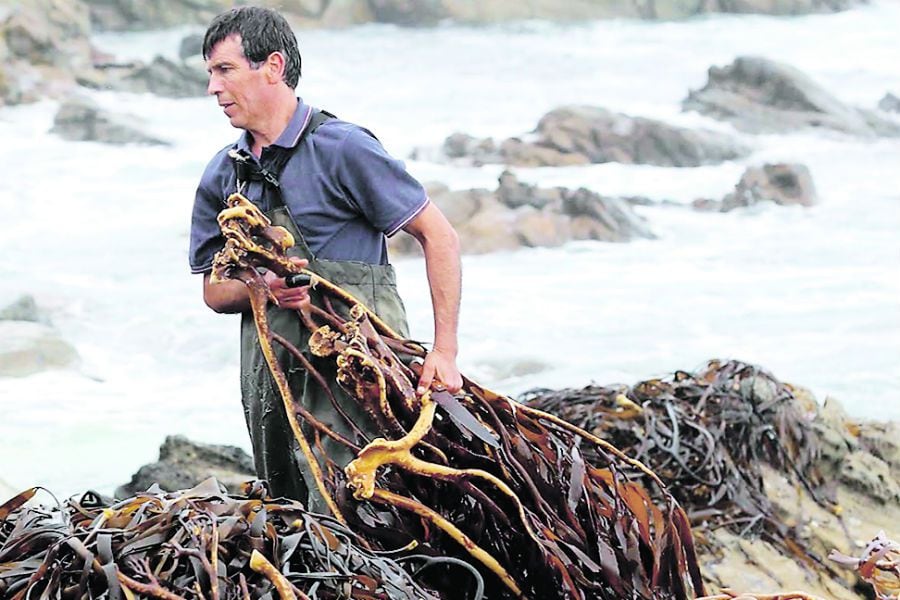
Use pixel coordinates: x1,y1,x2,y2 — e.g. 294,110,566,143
116,435,256,498
839,451,900,503
391,171,654,255
684,56,900,137
50,94,171,145
878,92,900,113
178,32,204,60
0,320,79,377
0,0,94,105
418,106,750,168
693,163,817,212
535,106,751,166
0,294,49,324
111,55,208,98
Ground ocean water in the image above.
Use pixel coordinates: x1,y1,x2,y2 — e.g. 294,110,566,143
0,2,898,499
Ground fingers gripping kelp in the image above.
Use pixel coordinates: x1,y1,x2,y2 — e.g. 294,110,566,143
209,192,707,599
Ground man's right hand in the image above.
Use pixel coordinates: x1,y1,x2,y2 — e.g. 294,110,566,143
265,257,310,310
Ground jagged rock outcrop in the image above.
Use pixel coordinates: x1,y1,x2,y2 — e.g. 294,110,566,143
693,163,817,211
50,94,170,145
684,56,900,137
116,435,255,498
0,0,94,105
390,171,654,255
416,106,750,168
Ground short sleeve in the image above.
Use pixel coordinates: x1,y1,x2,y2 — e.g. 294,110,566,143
334,128,428,236
188,150,232,273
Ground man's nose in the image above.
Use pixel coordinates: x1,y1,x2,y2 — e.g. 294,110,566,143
207,74,222,96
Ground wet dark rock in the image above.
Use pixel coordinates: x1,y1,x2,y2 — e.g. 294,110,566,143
684,56,900,137
116,435,255,498
51,94,170,145
693,163,817,212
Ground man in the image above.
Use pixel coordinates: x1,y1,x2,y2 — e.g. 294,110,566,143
188,6,462,507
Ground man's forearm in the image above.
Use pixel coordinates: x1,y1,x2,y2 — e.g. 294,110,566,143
203,273,251,313
421,225,461,356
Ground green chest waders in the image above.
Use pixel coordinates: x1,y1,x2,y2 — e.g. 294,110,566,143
235,141,411,511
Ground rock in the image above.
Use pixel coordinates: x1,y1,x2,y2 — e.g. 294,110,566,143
537,106,751,166
116,435,256,498
839,451,900,503
857,421,900,476
878,92,900,113
0,320,79,377
420,106,750,168
84,0,229,31
178,32,204,60
50,95,170,145
693,163,817,212
0,295,49,324
684,56,900,137
392,171,654,255
369,0,446,25
112,55,208,98
0,0,94,105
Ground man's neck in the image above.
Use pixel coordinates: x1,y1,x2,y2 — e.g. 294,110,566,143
249,94,298,157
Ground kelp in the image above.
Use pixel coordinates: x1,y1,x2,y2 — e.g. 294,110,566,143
830,532,900,600
0,479,439,599
521,361,838,577
204,193,708,599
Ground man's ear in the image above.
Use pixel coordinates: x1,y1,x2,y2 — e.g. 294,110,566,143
265,51,286,84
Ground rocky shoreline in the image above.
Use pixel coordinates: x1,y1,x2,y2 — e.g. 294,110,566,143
31,360,897,599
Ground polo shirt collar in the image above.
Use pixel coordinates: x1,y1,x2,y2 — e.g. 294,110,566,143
235,98,314,153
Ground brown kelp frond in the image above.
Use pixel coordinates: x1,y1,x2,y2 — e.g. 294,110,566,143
830,532,900,599
522,360,832,534
0,478,440,600
208,193,707,599
521,359,848,594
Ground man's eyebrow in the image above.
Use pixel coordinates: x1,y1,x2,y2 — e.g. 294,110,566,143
207,59,234,71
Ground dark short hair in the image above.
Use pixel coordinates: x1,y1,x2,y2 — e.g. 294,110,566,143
202,6,301,88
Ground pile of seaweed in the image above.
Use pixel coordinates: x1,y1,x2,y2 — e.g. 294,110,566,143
0,478,448,600
521,360,837,573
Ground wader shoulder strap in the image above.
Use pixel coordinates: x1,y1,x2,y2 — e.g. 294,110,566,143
229,108,336,192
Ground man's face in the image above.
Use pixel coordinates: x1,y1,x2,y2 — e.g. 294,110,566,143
206,34,269,131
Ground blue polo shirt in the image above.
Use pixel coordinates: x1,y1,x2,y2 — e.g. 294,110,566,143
189,100,428,273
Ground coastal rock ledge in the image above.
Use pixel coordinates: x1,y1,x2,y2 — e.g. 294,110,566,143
684,56,900,137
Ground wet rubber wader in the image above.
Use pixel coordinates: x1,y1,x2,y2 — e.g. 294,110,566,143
233,110,411,511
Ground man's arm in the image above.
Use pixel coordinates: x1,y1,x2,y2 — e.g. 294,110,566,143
203,274,251,313
402,202,463,395
202,257,310,314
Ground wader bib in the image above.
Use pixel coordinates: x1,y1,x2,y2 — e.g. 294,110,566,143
234,113,410,510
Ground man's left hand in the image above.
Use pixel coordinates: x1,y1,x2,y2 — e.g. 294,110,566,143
417,348,463,396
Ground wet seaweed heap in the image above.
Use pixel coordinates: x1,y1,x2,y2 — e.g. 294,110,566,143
521,360,835,566
0,479,438,600
203,193,707,599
